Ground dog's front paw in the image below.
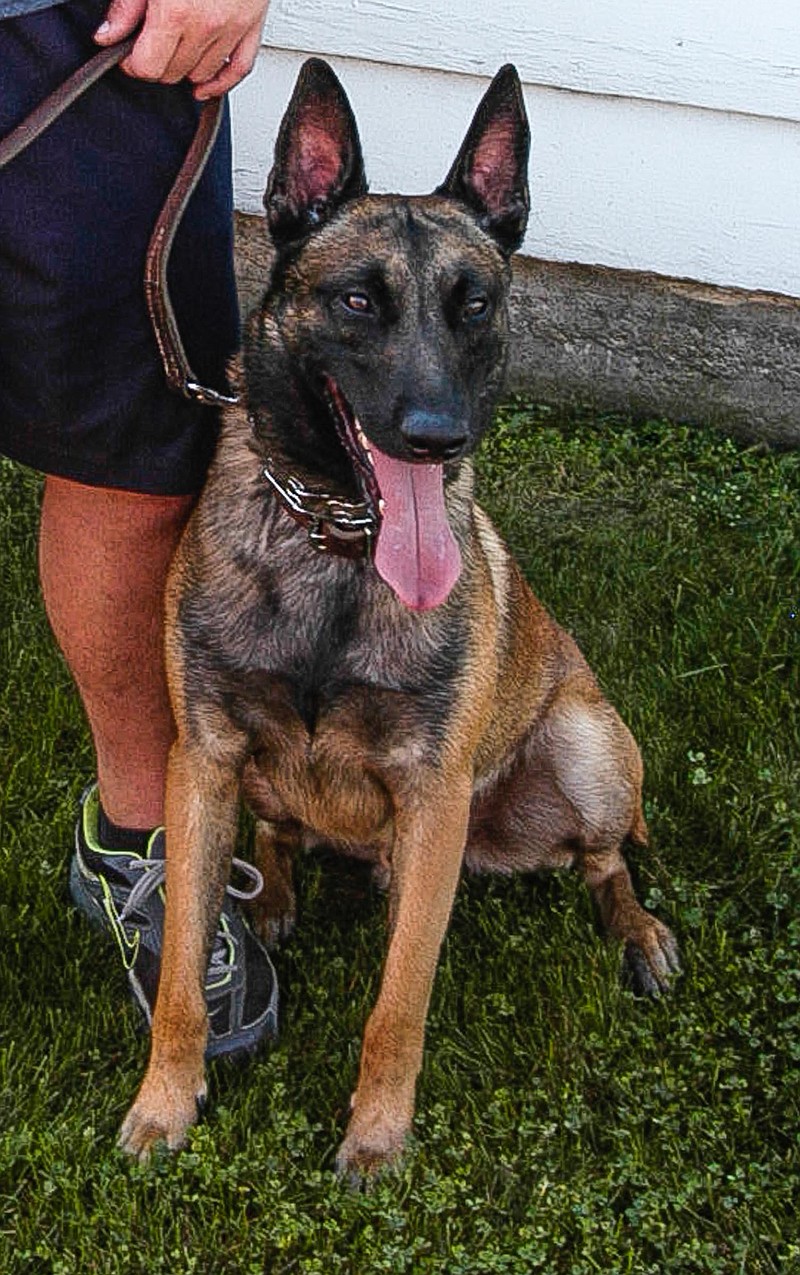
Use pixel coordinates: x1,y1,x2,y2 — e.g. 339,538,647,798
335,1106,410,1180
623,917,681,996
118,1071,207,1162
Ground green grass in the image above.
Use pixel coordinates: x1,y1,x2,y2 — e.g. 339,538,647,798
1,406,798,1274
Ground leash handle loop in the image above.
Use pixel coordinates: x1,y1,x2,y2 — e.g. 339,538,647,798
0,35,237,408
143,94,239,407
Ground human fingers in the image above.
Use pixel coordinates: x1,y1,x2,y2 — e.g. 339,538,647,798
193,21,264,100
184,35,243,90
116,1,269,86
105,1,233,85
94,0,149,45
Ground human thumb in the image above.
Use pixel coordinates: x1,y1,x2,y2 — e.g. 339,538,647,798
94,0,148,44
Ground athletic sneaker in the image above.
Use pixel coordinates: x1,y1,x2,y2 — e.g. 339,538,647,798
69,784,278,1059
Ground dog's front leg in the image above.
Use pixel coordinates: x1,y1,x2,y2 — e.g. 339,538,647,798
336,774,471,1177
118,737,242,1160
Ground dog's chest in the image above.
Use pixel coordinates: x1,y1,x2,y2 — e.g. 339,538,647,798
226,614,456,768
184,558,465,833
241,670,432,842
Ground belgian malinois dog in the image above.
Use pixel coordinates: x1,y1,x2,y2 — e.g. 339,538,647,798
119,59,679,1175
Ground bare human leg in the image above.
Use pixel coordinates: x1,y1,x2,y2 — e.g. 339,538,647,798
38,475,194,829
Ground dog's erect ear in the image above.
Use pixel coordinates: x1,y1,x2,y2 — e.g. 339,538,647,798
264,59,367,244
436,64,530,256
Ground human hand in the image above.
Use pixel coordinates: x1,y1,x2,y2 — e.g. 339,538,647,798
94,0,271,99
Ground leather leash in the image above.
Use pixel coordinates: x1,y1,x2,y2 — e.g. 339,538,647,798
1,36,379,559
0,35,237,407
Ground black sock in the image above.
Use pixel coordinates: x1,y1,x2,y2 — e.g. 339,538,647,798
97,802,153,853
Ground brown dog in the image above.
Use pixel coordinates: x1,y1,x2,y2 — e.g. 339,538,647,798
119,60,679,1175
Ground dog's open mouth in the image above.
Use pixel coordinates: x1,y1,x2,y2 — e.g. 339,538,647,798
323,376,462,611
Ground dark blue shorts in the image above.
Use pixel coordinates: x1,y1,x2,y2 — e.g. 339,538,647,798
0,0,240,494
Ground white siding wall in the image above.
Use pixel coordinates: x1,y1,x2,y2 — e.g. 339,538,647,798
230,1,800,296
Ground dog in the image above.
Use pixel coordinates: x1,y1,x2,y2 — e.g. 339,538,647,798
118,59,680,1175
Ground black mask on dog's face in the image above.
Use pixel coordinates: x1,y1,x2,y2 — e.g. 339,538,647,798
255,60,530,611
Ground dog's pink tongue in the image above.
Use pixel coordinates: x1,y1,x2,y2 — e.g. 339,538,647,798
369,441,462,611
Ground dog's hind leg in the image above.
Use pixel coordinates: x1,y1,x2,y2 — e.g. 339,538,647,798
579,842,680,995
466,683,680,994
248,817,299,947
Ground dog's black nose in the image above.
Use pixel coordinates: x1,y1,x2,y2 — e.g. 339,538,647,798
400,411,468,462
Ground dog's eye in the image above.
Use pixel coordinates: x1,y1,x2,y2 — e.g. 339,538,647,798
463,295,489,320
341,292,373,315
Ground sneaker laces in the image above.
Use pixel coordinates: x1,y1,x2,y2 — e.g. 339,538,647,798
118,852,264,983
